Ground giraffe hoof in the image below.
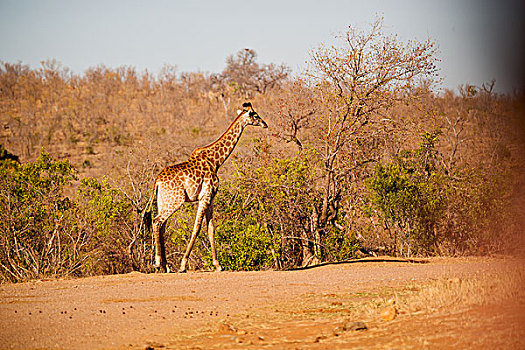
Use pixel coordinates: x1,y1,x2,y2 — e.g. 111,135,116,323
178,268,187,273
213,260,222,272
155,265,168,273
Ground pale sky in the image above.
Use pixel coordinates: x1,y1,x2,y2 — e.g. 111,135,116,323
1,0,524,93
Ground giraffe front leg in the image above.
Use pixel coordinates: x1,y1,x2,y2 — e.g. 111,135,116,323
179,199,209,273
205,204,222,272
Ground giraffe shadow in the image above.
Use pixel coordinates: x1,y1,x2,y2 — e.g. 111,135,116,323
285,257,430,272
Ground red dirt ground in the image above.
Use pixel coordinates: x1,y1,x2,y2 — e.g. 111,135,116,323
1,256,524,349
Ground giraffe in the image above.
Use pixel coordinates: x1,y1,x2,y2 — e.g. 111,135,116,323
143,102,267,273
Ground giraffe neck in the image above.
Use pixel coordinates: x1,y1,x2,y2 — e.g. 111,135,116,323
191,115,247,171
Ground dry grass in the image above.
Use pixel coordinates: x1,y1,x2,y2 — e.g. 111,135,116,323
395,266,525,316
225,260,525,329
359,263,524,321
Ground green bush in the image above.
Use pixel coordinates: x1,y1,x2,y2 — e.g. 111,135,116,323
365,129,516,257
77,177,136,275
0,149,79,282
214,218,275,271
211,150,359,270
212,155,313,269
0,149,155,282
323,225,361,262
366,132,447,256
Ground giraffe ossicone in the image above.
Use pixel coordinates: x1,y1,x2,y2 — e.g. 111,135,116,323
143,102,267,273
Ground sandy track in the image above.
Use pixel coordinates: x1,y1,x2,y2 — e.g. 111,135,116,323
0,257,521,349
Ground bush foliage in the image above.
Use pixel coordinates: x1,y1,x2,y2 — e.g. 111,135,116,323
366,132,448,256
0,150,78,281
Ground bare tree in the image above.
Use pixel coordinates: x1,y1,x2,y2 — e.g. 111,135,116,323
300,18,439,263
274,79,319,151
222,49,290,97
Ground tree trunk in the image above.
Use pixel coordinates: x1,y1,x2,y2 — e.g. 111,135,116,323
300,228,314,267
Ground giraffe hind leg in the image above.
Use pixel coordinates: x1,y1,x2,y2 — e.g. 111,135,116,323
152,217,169,273
152,191,185,273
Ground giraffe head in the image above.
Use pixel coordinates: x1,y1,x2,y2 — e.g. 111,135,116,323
237,102,268,128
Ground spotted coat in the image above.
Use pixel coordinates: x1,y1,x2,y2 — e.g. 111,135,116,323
146,102,267,273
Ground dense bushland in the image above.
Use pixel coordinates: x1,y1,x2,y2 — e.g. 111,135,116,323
1,19,524,281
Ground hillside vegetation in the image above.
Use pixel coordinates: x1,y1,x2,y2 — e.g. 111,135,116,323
1,20,524,282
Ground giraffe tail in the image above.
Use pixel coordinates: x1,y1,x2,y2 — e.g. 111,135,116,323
142,183,157,234
143,210,152,234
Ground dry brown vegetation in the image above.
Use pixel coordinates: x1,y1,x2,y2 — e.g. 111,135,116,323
1,19,524,281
